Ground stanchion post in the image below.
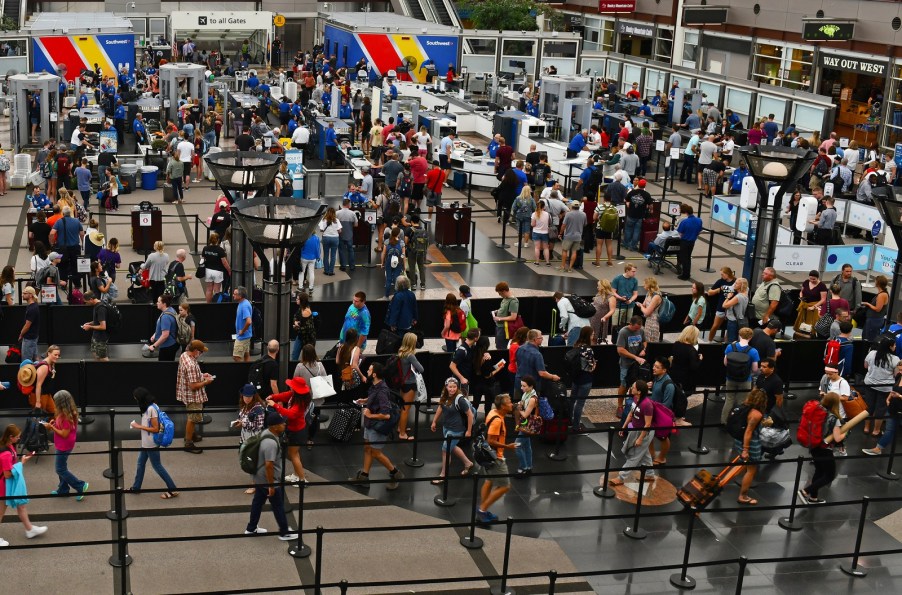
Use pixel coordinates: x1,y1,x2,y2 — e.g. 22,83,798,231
734,556,748,594
688,389,711,455
697,191,704,219
878,429,899,480
548,570,558,595
434,435,457,507
711,384,725,403
778,456,806,531
516,220,526,262
405,401,425,468
593,427,617,498
77,359,94,425
623,466,648,539
615,218,624,260
669,511,697,589
547,422,567,461
469,220,480,264
490,517,516,595
106,445,128,521
339,580,349,594
840,497,870,577
314,526,325,594
103,408,121,479
108,486,133,568
498,210,510,249
193,215,200,255
466,171,473,206
288,481,312,558
699,228,716,273
460,471,484,549
783,350,797,401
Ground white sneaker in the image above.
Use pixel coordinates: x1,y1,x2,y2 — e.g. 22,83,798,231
284,473,300,482
244,528,268,534
278,532,299,541
25,526,47,538
0,537,8,547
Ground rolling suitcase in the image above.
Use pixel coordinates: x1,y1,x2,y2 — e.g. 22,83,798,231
329,405,362,442
163,182,176,203
539,416,570,443
677,456,745,511
376,328,401,355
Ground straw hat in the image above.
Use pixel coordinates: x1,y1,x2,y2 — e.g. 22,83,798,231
17,363,37,387
88,230,105,247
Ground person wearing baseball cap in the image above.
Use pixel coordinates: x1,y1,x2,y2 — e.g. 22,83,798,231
19,285,41,363
624,178,652,252
245,409,298,541
266,377,312,486
818,365,851,456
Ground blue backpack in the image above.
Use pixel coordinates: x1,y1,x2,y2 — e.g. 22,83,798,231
151,404,175,447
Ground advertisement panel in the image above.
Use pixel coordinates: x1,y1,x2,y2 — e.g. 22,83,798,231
33,34,135,80
325,24,458,84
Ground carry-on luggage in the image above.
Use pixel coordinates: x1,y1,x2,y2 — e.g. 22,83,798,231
163,182,176,203
539,416,570,443
329,405,362,442
376,328,401,355
676,456,746,510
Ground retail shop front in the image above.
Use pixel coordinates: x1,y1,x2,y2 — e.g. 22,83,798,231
816,51,888,146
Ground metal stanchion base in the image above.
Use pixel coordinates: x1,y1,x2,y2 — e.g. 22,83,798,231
669,573,697,589
103,468,123,479
877,470,900,481
547,448,568,461
593,485,616,499
404,457,425,468
198,414,213,425
434,495,457,507
710,394,725,403
106,509,129,521
316,414,330,423
460,535,484,549
79,415,95,425
699,267,716,273
425,407,436,415
490,586,516,595
688,445,710,455
785,392,798,401
840,563,868,577
108,554,133,568
468,258,481,264
623,526,647,540
778,517,804,531
496,242,511,249
288,541,312,558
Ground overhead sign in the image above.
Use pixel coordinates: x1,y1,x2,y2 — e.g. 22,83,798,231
819,53,887,76
683,7,728,25
273,14,286,27
773,245,823,272
617,21,654,37
803,21,854,41
170,11,274,31
599,1,636,13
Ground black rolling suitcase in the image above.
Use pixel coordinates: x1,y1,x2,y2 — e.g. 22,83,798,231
163,182,176,203
329,405,362,442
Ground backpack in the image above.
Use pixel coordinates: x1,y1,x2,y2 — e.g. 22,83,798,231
568,294,596,319
564,347,584,378
725,404,751,440
449,307,465,333
584,166,605,199
514,197,533,218
278,173,293,197
36,265,56,286
164,261,185,297
247,357,269,393
67,285,85,305
103,302,122,334
657,294,676,324
409,225,428,254
725,342,753,381
386,192,402,217
151,404,175,447
651,400,677,440
456,395,477,426
797,400,829,449
598,204,619,232
386,242,402,269
472,419,500,466
384,354,408,389
824,339,841,367
239,433,278,474
251,306,264,340
19,410,50,456
164,311,191,346
814,158,830,178
537,396,555,420
40,160,52,178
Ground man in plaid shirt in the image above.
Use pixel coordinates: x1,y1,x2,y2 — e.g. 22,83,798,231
177,340,214,454
634,123,655,177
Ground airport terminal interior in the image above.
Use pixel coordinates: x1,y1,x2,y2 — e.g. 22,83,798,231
2,1,902,593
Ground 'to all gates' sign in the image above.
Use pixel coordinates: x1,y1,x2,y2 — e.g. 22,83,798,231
599,0,636,13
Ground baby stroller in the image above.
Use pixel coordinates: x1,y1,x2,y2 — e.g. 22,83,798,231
126,261,152,303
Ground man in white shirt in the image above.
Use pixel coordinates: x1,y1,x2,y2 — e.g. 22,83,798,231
359,165,374,202
540,181,563,200
553,291,591,346
176,132,195,189
291,125,310,153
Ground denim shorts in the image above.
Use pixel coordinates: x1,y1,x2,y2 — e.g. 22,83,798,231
531,232,549,242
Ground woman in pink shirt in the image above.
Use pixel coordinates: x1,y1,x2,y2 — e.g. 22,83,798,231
42,391,89,500
746,121,764,145
0,424,49,545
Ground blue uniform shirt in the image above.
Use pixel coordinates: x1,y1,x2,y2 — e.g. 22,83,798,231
114,105,126,120
247,76,259,90
279,100,290,114
677,215,703,242
339,103,352,119
77,94,88,108
526,101,539,117
324,127,337,147
488,140,500,158
389,84,398,100
568,133,586,153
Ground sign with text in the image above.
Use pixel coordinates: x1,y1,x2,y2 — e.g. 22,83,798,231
170,11,274,31
599,0,636,13
818,53,887,77
773,245,823,272
684,7,728,25
803,22,854,42
616,21,653,37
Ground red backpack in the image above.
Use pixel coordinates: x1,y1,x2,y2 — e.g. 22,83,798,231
824,339,840,367
449,308,466,334
797,400,829,449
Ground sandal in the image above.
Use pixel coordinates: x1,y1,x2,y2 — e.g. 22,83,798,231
737,496,758,505
244,487,256,495
124,487,140,494
307,440,314,451
461,464,474,476
653,458,667,466
398,434,415,441
161,491,180,499
431,478,445,485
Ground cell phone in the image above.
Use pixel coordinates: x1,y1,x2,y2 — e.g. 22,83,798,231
497,359,506,367
230,420,240,427
0,381,9,389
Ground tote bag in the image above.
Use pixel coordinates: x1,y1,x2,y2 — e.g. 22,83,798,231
309,375,336,401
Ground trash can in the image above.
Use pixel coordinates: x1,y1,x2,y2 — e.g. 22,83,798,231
140,166,158,191
453,170,467,191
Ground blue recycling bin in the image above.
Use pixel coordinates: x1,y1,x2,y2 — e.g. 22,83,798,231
140,166,159,191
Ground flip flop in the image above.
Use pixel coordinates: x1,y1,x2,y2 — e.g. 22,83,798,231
244,487,256,495
161,491,180,499
653,459,667,466
398,435,415,441
737,497,758,505
431,479,444,485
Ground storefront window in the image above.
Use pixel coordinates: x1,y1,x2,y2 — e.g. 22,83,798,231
881,64,902,154
655,28,673,64
752,43,813,91
682,31,699,68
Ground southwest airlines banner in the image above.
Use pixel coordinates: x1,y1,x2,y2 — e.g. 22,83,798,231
325,25,458,84
33,34,136,80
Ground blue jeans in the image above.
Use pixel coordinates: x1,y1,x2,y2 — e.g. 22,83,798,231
726,319,739,343
515,435,533,470
291,336,304,361
80,190,91,209
247,486,291,535
21,338,38,363
566,327,581,346
204,130,216,149
624,216,642,250
322,236,338,274
131,448,177,491
338,238,355,270
878,417,898,450
385,265,402,297
54,450,86,494
570,382,592,424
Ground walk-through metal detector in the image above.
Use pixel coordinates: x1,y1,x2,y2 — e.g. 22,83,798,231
159,63,208,122
9,72,62,150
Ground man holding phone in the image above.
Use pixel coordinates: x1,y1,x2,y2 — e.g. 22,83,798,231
176,340,213,454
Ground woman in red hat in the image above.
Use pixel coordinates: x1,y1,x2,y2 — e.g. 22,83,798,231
266,377,311,485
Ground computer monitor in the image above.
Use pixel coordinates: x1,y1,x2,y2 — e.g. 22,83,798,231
509,60,526,69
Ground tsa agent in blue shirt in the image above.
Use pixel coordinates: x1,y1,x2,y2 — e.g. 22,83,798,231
593,98,604,110
343,185,366,206
132,113,148,146
676,205,704,281
487,135,500,158
246,74,260,91
638,100,653,118
339,100,352,119
567,130,587,158
526,98,540,117
77,91,89,109
389,83,398,100
321,89,332,113
729,164,750,194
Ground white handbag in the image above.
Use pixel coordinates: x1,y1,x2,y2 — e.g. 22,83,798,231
414,370,428,404
309,375,336,401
